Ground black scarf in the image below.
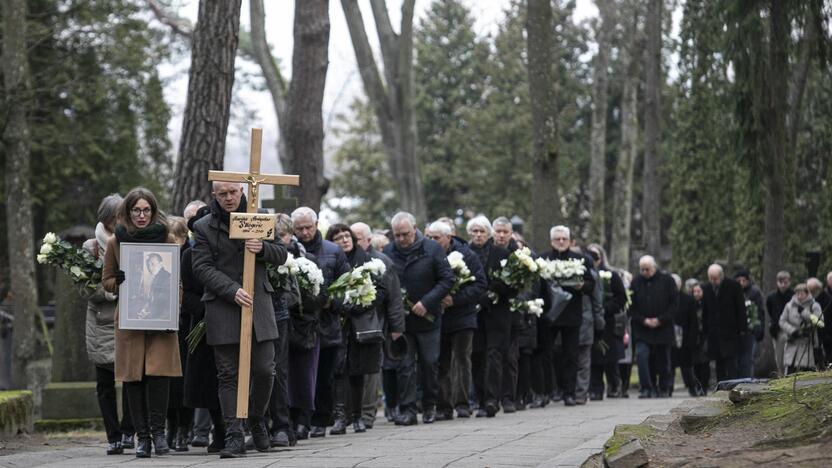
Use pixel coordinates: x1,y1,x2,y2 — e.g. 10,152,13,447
301,230,323,254
210,194,248,226
393,230,425,260
115,222,168,244
469,238,492,269
346,245,371,268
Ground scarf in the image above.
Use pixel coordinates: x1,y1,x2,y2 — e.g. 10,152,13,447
393,230,425,260
469,238,492,270
114,222,168,244
346,245,371,268
95,222,111,258
210,194,248,226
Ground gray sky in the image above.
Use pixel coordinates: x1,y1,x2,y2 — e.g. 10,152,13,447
161,0,600,203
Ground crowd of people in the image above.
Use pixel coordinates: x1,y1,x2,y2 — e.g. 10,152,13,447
79,184,832,458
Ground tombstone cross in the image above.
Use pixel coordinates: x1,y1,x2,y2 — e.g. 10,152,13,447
208,128,299,418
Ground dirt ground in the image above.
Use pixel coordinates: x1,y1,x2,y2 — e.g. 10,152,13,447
0,430,104,456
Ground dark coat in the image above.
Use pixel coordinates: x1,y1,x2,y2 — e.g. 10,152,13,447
593,267,626,363
383,231,455,333
702,278,747,359
286,240,321,350
470,239,515,351
367,247,405,336
191,208,287,346
766,288,794,338
300,231,350,348
742,283,765,341
675,292,707,366
441,237,487,334
543,249,596,328
630,271,677,346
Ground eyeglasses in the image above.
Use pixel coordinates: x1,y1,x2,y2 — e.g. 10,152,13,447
131,208,152,217
332,233,352,242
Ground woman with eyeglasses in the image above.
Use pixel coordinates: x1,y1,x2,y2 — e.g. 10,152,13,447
102,187,182,458
325,224,387,434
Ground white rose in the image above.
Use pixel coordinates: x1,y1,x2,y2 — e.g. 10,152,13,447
37,254,48,264
43,232,58,244
40,243,52,255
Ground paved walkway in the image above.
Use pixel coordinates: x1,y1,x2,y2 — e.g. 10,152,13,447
0,396,685,468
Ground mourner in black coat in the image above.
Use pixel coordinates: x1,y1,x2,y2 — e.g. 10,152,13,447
588,244,627,400
702,265,747,381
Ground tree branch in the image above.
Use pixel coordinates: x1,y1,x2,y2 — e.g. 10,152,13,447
145,0,193,39
369,0,400,93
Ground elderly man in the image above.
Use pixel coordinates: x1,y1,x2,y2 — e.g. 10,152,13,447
808,278,832,366
191,181,288,457
290,207,350,438
734,270,764,378
629,255,676,398
702,264,747,381
426,220,487,420
543,226,595,406
383,212,454,425
766,271,794,376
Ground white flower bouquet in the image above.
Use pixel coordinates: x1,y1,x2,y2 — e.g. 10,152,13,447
36,232,102,289
329,258,387,308
510,298,545,317
267,254,324,297
447,251,475,294
543,257,586,287
493,246,539,291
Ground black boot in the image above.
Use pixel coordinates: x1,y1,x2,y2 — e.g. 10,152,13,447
175,426,189,452
220,431,246,458
330,404,348,435
147,378,170,455
125,383,152,458
248,417,271,452
207,424,226,453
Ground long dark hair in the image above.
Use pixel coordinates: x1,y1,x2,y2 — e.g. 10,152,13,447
118,187,166,232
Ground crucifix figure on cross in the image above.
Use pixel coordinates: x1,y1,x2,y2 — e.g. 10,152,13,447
207,128,299,418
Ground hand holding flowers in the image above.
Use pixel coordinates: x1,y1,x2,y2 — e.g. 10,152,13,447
493,247,539,291
37,232,102,289
447,251,475,294
329,258,387,308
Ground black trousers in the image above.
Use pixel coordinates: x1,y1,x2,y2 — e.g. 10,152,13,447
214,339,275,433
437,330,474,413
269,319,291,433
715,356,738,382
95,366,134,443
531,331,554,397
124,376,169,438
502,331,520,402
382,352,417,413
551,326,580,397
311,345,340,427
589,361,622,396
517,352,533,404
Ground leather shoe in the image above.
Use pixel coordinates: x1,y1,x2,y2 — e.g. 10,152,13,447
485,401,498,417
191,434,209,447
309,425,327,438
475,408,487,418
394,412,417,426
502,400,516,414
249,419,270,452
362,416,375,429
295,424,310,440
563,395,576,406
270,430,290,447
456,407,471,418
121,434,135,449
330,419,348,435
638,390,652,399
575,397,587,405
152,433,170,455
589,393,603,401
353,419,367,433
174,427,189,452
106,441,123,455
434,410,454,421
607,388,622,399
551,391,563,402
135,437,152,458
219,432,246,458
422,407,436,424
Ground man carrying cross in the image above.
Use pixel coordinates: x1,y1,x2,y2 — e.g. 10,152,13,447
191,180,288,458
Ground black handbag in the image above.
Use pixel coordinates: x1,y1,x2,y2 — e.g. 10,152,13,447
350,307,384,344
612,311,627,337
542,283,572,324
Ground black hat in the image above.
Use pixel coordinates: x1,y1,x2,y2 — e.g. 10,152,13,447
187,205,212,232
734,269,750,280
384,334,410,361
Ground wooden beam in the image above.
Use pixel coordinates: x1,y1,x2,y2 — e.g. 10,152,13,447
208,170,300,186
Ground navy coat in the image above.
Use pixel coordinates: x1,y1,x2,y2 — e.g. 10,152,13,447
441,237,488,334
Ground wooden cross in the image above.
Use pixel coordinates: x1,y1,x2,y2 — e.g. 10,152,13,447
208,128,299,418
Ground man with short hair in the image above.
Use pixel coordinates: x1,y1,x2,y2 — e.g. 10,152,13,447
191,181,287,457
426,221,487,420
734,270,764,377
766,271,794,376
384,212,454,425
543,226,595,406
291,207,351,438
702,264,747,381
629,255,676,398
492,217,515,251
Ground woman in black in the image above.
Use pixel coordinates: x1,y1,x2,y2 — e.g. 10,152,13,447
326,224,385,434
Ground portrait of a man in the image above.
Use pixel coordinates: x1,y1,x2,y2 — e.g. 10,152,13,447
119,243,180,330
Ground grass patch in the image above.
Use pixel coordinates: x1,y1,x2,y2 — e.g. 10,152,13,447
35,418,104,433
604,423,656,458
699,371,832,448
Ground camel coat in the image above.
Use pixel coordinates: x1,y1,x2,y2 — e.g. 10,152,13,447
103,235,182,382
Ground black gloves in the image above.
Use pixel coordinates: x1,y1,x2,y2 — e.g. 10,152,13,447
115,270,126,285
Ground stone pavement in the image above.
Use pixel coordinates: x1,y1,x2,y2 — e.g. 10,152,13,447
0,395,685,468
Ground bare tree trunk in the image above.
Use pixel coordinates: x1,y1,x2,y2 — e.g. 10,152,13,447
610,10,641,271
761,0,788,293
642,0,662,255
3,0,40,389
284,0,330,211
341,0,426,220
172,0,242,212
588,0,614,245
526,0,561,252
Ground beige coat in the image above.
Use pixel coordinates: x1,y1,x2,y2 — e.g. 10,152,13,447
779,296,822,371
102,235,182,382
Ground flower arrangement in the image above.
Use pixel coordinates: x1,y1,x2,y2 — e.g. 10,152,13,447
329,258,387,307
510,298,545,317
267,254,324,297
36,232,102,289
493,247,539,291
447,251,475,294
745,300,760,332
541,257,586,287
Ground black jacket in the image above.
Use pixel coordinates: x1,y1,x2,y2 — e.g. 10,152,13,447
384,231,455,333
442,237,487,334
301,231,350,348
630,271,677,345
766,288,794,338
702,278,747,359
542,249,595,327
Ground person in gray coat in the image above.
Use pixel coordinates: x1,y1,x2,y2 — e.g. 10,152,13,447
191,181,288,458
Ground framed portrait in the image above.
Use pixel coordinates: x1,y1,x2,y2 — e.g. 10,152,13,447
118,243,180,331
